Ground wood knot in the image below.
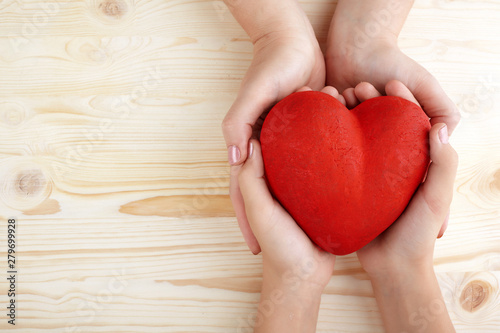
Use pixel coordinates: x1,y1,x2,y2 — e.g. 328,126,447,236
98,0,127,19
491,168,500,192
81,42,108,63
0,160,52,211
0,101,26,126
16,170,45,197
460,280,490,312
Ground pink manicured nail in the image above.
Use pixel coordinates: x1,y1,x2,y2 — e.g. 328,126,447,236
228,145,240,165
248,142,254,158
438,125,449,144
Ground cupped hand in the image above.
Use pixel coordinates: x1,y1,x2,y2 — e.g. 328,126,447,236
346,80,459,277
237,86,346,292
223,29,326,254
326,38,461,134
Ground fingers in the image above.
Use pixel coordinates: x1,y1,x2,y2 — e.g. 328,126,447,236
222,83,276,254
238,140,276,239
229,165,261,254
409,67,461,134
343,80,418,108
342,82,382,108
419,123,459,221
297,86,313,92
354,82,382,102
222,109,251,166
343,88,358,108
321,86,346,106
384,80,419,105
222,85,276,166
296,85,347,105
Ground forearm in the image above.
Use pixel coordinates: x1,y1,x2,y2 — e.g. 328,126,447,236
370,265,455,333
332,0,414,42
253,270,322,333
223,0,314,44
327,0,414,61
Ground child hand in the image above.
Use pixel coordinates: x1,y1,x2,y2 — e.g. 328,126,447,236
237,86,342,332
345,80,458,275
239,138,335,292
346,80,457,333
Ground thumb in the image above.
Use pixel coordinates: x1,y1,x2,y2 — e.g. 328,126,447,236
238,139,275,237
419,123,459,223
222,87,275,166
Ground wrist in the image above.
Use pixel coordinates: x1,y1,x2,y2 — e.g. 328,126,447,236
326,0,411,59
366,256,434,283
254,275,322,333
369,261,435,290
262,265,325,304
225,0,315,45
369,264,455,333
326,23,398,64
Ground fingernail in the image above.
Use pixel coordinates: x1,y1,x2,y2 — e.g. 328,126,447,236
228,145,240,165
248,142,254,158
438,125,449,144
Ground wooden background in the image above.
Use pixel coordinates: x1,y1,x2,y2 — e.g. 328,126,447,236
0,0,499,332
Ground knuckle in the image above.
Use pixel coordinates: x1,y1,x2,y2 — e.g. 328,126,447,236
426,193,451,217
454,109,462,126
221,115,236,134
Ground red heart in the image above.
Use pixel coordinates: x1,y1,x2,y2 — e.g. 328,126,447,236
260,91,430,255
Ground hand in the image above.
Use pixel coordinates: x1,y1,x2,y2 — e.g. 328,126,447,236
238,86,343,332
326,0,461,134
222,5,325,254
347,80,457,333
342,80,458,275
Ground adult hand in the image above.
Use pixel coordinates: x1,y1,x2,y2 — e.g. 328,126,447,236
222,1,325,254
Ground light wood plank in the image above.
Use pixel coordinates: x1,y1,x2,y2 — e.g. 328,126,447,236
0,0,499,331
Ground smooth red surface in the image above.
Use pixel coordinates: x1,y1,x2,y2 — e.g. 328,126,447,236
260,91,430,255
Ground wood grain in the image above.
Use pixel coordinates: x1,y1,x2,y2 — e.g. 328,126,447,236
0,0,499,332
